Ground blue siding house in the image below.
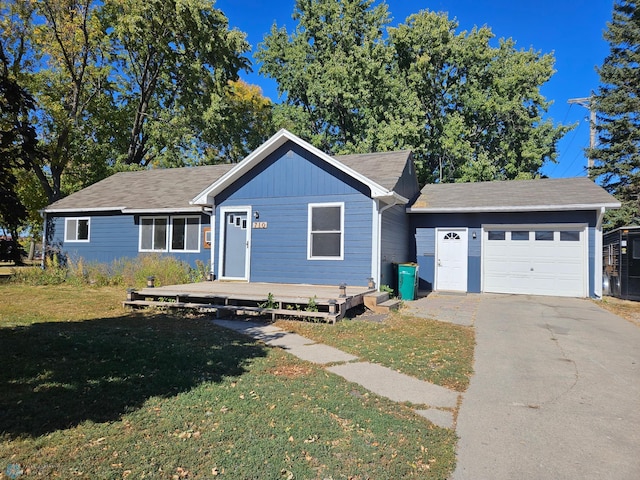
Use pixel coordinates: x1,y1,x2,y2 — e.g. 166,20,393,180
45,130,419,289
44,129,621,298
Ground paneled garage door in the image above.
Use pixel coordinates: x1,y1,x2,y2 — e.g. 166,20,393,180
483,225,587,297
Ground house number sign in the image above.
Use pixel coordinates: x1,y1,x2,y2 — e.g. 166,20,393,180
253,221,268,229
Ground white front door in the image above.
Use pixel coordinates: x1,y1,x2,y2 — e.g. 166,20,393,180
436,228,468,291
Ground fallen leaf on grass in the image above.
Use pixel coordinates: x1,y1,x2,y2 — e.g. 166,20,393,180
173,466,190,479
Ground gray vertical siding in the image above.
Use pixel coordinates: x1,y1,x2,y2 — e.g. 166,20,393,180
48,213,211,267
379,204,411,289
415,228,435,290
215,142,374,286
412,210,599,296
468,228,482,292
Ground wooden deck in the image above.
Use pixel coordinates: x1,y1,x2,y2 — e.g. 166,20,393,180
124,281,377,323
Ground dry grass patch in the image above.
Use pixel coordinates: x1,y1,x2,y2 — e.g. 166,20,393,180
597,296,640,327
275,312,475,392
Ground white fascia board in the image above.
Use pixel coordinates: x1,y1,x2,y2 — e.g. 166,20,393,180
43,206,126,213
190,129,395,205
46,206,207,214
406,202,622,213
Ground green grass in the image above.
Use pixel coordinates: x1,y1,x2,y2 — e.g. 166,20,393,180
275,313,475,392
0,285,460,478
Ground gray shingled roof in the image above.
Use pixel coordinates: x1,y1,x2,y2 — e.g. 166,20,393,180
409,177,620,212
46,164,235,212
45,151,412,212
335,150,412,191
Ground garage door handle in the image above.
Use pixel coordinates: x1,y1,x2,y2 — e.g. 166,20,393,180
530,268,534,271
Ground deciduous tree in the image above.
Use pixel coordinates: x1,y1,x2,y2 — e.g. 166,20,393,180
257,0,420,154
258,0,570,184
105,0,251,167
0,42,41,261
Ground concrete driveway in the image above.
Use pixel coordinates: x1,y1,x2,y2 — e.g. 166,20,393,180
453,295,640,480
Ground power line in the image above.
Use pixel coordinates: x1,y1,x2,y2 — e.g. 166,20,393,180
567,96,596,168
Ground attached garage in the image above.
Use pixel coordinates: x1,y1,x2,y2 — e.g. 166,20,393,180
482,224,587,297
408,178,620,298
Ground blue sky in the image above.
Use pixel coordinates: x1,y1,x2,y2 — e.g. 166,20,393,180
216,0,614,179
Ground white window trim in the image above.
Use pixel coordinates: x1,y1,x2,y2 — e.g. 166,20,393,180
169,215,201,253
64,217,90,243
139,215,202,253
139,216,169,252
307,202,344,261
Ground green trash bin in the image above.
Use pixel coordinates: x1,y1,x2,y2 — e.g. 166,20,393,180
398,263,419,300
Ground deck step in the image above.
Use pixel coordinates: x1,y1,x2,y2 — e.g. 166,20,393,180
369,298,401,314
364,292,389,310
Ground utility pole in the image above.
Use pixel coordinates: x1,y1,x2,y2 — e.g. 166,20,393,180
567,96,597,168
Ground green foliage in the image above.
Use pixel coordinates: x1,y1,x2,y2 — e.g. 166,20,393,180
189,259,210,283
13,254,67,285
258,0,421,155
380,284,394,295
305,295,319,312
12,254,204,288
1,0,259,235
0,41,40,243
104,0,251,167
590,0,640,228
202,80,275,164
258,292,278,309
258,1,570,184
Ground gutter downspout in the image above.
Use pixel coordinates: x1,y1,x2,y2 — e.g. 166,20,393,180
594,206,605,298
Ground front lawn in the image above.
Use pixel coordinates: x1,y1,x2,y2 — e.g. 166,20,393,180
0,285,460,478
275,313,475,392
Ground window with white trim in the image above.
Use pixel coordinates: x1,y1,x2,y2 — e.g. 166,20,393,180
140,217,168,252
140,216,201,252
65,218,90,242
308,203,343,259
171,216,200,252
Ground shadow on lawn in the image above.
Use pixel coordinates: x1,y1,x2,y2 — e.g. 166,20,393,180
0,313,266,438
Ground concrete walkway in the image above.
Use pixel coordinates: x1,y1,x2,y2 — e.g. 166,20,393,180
213,319,459,428
404,292,479,326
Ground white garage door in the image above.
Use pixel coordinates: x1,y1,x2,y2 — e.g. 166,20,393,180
483,225,587,297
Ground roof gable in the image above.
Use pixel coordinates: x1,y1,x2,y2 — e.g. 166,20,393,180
408,177,621,213
191,129,409,205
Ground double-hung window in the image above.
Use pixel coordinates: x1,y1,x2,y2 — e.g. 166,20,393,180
171,216,200,252
308,203,343,260
65,218,90,242
140,217,168,252
139,216,201,252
